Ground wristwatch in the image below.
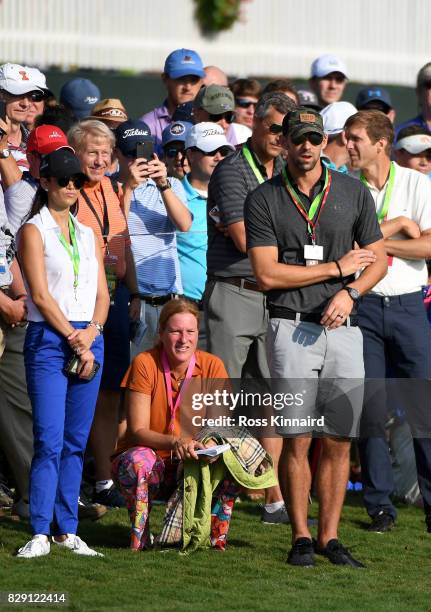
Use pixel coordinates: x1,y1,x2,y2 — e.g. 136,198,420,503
158,179,171,192
342,286,360,301
87,321,104,335
0,148,10,159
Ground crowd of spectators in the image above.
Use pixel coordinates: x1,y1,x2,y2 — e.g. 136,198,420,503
1,48,431,563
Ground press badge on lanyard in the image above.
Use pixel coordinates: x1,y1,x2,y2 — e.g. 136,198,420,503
104,248,118,304
282,167,332,266
0,248,12,287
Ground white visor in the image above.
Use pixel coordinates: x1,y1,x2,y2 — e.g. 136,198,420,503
395,134,431,154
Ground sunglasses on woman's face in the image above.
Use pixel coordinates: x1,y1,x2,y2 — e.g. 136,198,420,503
56,175,85,189
208,111,235,124
235,98,257,109
291,132,324,146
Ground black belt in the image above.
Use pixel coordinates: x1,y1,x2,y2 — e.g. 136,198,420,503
210,277,262,292
185,297,204,310
268,305,358,327
136,293,180,306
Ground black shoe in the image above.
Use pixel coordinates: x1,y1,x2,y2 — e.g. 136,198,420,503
426,515,431,534
93,485,126,508
315,539,365,568
367,511,395,533
287,537,315,567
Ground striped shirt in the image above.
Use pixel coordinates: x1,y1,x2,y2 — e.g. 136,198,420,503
127,178,187,295
76,176,130,280
207,139,285,280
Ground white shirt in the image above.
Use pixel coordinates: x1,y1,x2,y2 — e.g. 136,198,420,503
24,206,99,322
365,163,431,296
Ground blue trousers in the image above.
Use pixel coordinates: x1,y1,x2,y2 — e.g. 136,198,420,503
358,292,431,520
24,322,104,535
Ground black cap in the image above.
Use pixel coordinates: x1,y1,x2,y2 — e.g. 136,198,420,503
114,120,153,157
39,148,87,180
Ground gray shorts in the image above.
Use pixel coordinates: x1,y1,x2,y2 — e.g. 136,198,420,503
267,318,365,438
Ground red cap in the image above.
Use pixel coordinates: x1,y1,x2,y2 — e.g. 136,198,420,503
27,125,73,155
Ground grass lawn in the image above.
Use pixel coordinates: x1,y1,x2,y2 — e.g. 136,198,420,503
0,493,430,611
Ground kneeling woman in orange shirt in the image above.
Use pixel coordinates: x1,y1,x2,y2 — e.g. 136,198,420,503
112,298,236,550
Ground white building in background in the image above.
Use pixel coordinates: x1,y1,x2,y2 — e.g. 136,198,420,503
0,0,428,85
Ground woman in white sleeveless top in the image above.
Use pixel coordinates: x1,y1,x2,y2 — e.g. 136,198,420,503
16,148,109,558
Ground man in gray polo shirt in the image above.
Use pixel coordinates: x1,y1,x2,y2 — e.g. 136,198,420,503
245,107,387,567
205,92,295,524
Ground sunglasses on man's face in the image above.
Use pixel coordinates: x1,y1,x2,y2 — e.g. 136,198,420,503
56,175,85,189
235,98,257,109
268,123,283,134
30,91,45,102
291,132,324,146
192,146,232,157
208,111,235,124
164,147,185,159
5,90,45,102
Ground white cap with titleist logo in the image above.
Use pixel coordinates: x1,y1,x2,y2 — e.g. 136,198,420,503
0,63,45,95
311,54,349,79
185,122,235,152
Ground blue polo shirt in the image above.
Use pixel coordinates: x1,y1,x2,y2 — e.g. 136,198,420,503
128,178,186,296
177,175,208,300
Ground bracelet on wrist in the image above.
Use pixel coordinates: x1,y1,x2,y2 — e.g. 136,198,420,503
335,260,343,279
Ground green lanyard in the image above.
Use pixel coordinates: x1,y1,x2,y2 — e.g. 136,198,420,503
282,166,330,238
360,161,395,223
243,144,265,184
58,216,80,299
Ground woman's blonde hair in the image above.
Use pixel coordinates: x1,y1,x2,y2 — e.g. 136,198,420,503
68,119,115,153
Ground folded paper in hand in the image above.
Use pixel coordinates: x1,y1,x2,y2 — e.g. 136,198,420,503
196,444,230,457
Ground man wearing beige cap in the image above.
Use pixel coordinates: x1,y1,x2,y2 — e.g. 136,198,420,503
90,98,128,129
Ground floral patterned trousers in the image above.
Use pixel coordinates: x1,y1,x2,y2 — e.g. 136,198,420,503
112,446,239,550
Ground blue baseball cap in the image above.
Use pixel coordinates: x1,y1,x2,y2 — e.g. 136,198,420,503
356,86,393,111
164,48,205,80
114,120,153,157
162,121,193,148
59,78,101,119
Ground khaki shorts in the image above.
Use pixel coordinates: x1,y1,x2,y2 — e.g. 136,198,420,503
267,318,365,438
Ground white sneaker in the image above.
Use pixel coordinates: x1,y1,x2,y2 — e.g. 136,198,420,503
52,534,104,557
16,534,50,558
